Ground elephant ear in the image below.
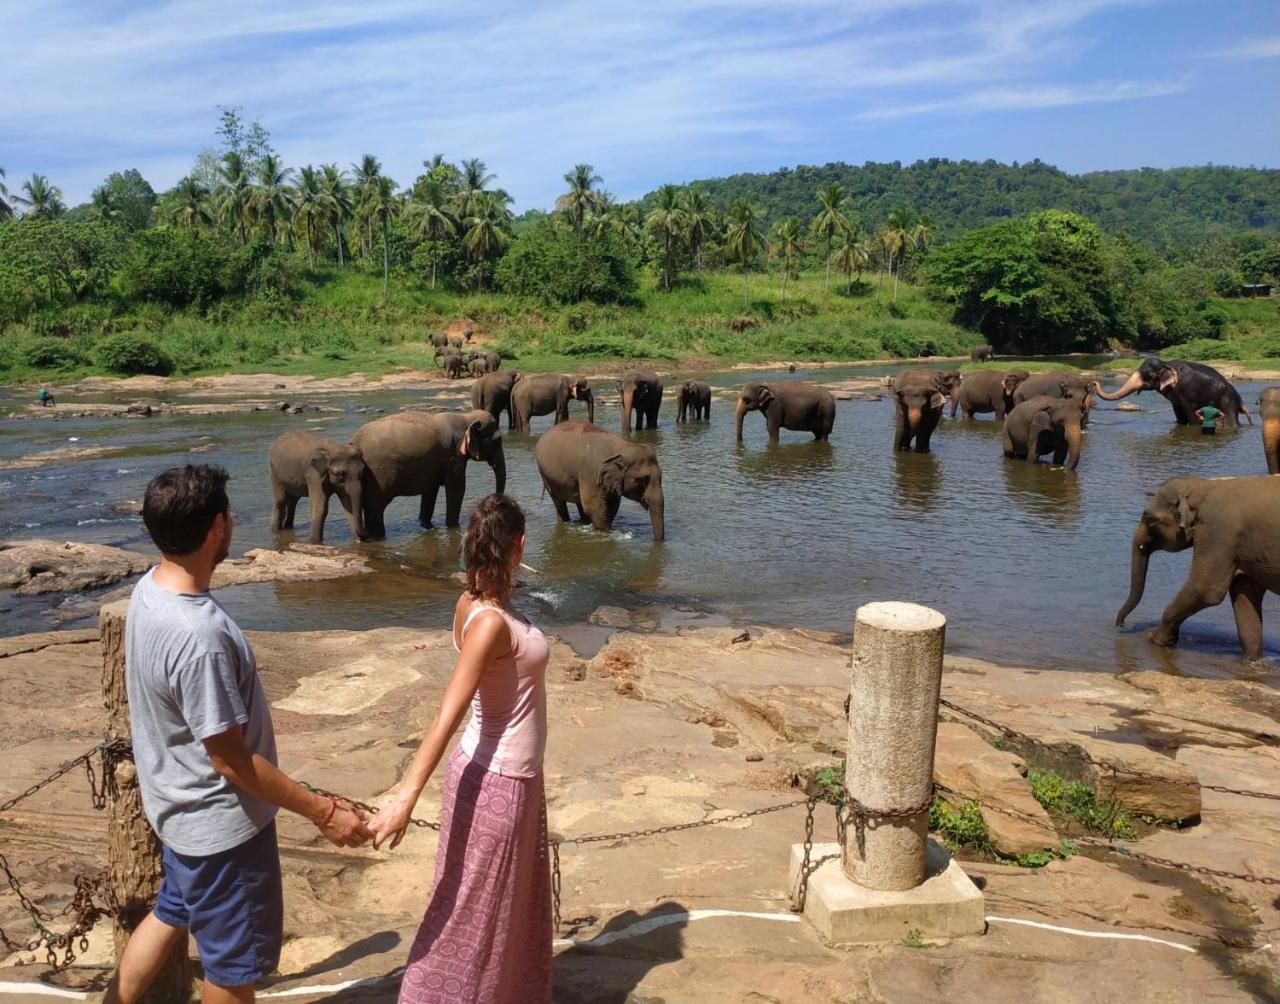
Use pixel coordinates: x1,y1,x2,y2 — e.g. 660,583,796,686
309,447,331,475
1174,490,1199,540
757,385,775,408
929,392,945,411
459,419,483,458
597,454,625,494
1029,408,1054,436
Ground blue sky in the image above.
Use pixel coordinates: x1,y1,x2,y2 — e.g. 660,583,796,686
2,0,1278,211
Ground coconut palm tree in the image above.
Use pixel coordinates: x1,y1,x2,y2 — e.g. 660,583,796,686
13,174,65,218
724,198,763,308
217,152,253,245
770,217,806,300
556,163,604,232
350,154,383,257
913,213,935,254
406,176,459,288
683,185,715,272
646,184,686,292
458,158,496,219
874,227,892,303
883,208,917,302
319,164,352,266
810,183,850,293
0,167,14,221
253,154,295,246
88,185,123,224
463,191,512,292
167,176,213,231
832,227,871,294
292,166,327,269
584,191,617,241
365,173,399,303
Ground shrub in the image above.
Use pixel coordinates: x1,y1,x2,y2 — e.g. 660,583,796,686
95,332,174,375
22,338,82,370
496,221,638,305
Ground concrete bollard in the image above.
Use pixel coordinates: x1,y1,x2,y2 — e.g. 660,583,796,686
844,601,945,891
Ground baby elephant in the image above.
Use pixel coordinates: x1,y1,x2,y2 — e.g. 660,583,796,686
1002,396,1085,470
677,380,711,421
268,430,368,543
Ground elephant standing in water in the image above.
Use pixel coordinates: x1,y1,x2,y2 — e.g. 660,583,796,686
950,370,1028,420
511,374,594,432
1116,475,1280,658
351,410,506,539
1094,358,1251,427
1002,396,1085,469
677,380,711,421
891,368,960,452
268,430,367,543
970,344,994,362
534,421,665,540
1012,370,1096,425
735,381,834,442
1261,388,1280,474
617,369,663,433
470,370,522,429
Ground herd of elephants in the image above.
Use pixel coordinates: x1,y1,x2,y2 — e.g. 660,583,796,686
266,341,1280,662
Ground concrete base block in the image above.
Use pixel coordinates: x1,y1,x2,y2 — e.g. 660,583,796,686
788,839,986,945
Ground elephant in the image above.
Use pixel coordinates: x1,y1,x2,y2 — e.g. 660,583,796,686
970,344,994,362
467,349,501,376
617,369,663,433
1094,358,1251,427
950,369,1028,420
1012,370,1096,427
470,370,522,429
511,374,594,432
267,430,367,544
735,381,834,442
534,421,665,540
1116,475,1280,658
441,350,466,379
351,409,506,540
429,331,448,352
449,335,464,350
1002,395,1085,469
890,368,960,452
1261,388,1280,474
677,380,711,422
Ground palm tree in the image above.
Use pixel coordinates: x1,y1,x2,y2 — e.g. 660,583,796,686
646,184,686,292
168,176,213,231
351,154,383,257
883,208,917,302
458,158,495,219
873,227,892,303
832,227,871,294
913,213,935,254
770,217,806,300
88,185,122,224
0,167,14,221
556,163,604,232
584,191,616,241
810,183,850,293
366,174,399,303
616,202,643,249
724,198,763,308
406,176,459,288
13,174,65,218
253,154,295,245
292,166,327,270
683,186,715,272
463,191,512,292
217,152,253,245
319,164,352,266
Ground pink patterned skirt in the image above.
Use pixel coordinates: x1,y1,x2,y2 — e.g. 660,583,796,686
398,747,553,1004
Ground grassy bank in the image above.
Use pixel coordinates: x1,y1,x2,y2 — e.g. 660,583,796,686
1101,298,1280,372
0,266,982,384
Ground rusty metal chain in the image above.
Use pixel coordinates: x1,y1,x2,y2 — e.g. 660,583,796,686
300,783,440,830
550,842,562,932
554,797,810,847
939,698,1280,801
0,742,107,816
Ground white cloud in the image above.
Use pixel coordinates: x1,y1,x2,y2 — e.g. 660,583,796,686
1207,36,1280,61
856,79,1189,122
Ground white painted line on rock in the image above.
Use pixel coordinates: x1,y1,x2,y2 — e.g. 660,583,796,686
554,908,801,948
986,915,1197,953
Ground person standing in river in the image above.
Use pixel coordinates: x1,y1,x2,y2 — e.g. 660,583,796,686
370,494,552,1004
104,464,370,1004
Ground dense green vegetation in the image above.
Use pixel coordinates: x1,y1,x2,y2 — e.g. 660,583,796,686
1,112,1277,383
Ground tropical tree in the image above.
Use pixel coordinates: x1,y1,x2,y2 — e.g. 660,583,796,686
832,227,871,294
292,165,327,269
406,175,459,288
683,185,715,272
167,176,213,231
724,198,764,308
13,174,65,218
350,154,383,257
556,163,604,232
770,216,806,299
0,167,11,221
810,183,850,292
646,184,686,292
319,164,352,266
463,191,512,292
914,213,935,254
217,152,253,245
458,158,496,219
88,185,123,224
253,154,295,245
883,208,918,302
366,173,400,302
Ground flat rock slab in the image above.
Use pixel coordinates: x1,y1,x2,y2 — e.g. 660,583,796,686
210,545,373,588
0,539,151,595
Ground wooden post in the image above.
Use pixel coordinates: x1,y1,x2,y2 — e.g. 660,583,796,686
101,600,193,1002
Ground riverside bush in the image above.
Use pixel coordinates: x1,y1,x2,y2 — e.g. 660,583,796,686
22,338,82,370
95,332,174,375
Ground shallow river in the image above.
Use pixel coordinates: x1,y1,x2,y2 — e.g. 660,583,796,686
1,361,1276,683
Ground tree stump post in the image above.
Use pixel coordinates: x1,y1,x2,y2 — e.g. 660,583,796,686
101,600,192,1002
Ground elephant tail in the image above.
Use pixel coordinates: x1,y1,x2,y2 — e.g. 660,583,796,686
1241,401,1255,426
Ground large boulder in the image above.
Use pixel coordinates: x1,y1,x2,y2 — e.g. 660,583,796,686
0,539,152,595
211,545,372,588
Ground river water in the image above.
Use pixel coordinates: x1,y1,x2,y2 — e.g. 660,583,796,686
1,362,1276,683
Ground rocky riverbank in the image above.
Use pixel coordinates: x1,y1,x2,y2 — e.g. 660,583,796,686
0,613,1276,1001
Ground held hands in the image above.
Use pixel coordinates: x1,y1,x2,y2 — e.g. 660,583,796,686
314,795,374,848
369,797,415,851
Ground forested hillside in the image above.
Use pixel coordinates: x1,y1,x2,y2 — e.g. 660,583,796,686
661,160,1280,255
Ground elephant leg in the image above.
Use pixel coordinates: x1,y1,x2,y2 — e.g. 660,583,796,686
364,499,387,541
767,411,781,442
1229,574,1266,659
1149,558,1234,648
270,484,289,531
443,468,466,528
550,494,571,522
283,495,300,529
307,489,330,544
575,503,590,523
419,480,441,529
994,404,1005,422
1002,429,1018,459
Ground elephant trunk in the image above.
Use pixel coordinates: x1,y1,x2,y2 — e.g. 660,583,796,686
345,482,368,541
621,388,634,433
583,389,595,425
1116,523,1151,626
907,405,923,434
1064,423,1082,470
487,440,507,495
1094,370,1146,401
646,484,666,541
735,398,748,442
1263,416,1280,475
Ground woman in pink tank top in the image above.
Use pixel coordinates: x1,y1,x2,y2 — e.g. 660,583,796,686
370,495,552,1003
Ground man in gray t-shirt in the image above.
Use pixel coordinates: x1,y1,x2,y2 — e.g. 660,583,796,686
105,465,370,1004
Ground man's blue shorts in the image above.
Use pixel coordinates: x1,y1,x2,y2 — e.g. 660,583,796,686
155,822,283,988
